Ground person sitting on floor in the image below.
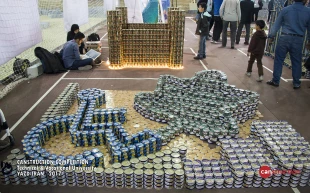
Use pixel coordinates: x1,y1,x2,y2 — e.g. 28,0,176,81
61,32,93,71
67,24,85,54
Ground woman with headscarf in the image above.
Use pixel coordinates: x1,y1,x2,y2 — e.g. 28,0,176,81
67,24,85,54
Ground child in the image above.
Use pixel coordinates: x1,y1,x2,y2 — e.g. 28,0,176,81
246,20,267,82
194,2,211,60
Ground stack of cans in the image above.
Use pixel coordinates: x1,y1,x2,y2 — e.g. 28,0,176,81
174,169,185,189
134,70,260,142
104,168,115,188
154,169,164,190
251,121,310,187
124,168,134,189
115,169,124,189
66,169,77,187
41,83,79,121
94,168,104,187
76,170,85,187
134,169,144,189
57,170,67,186
37,167,48,186
85,169,95,187
144,169,154,189
29,165,38,185
165,169,174,189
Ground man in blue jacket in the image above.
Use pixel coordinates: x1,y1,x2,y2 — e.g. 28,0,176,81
61,32,93,70
267,0,310,89
211,0,224,44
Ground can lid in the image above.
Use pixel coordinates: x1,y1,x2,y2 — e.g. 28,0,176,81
94,167,104,173
112,163,122,169
134,169,144,175
124,168,134,175
154,169,164,176
115,168,124,175
11,148,21,154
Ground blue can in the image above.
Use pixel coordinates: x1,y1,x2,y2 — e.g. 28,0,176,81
112,150,121,163
132,134,139,144
91,123,99,130
136,143,144,157
86,155,95,167
91,148,100,155
83,150,92,158
128,145,136,158
41,152,50,160
138,132,145,142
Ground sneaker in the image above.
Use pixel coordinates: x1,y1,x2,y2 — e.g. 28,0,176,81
246,72,251,77
257,76,263,82
266,80,279,87
211,40,219,44
293,85,301,89
78,65,92,71
203,55,206,59
236,42,239,45
231,46,235,49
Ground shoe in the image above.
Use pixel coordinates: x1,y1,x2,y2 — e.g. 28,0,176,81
211,40,219,44
194,56,203,60
293,85,301,89
231,46,235,49
208,34,212,37
246,72,251,77
257,76,263,82
266,80,279,87
236,42,239,45
244,42,249,45
203,55,206,59
78,65,92,70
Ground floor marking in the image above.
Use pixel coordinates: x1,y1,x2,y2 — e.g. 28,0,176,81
286,79,310,81
100,32,107,40
186,28,198,39
0,71,70,140
237,49,288,82
184,39,187,41
62,78,158,80
292,187,301,193
189,47,208,70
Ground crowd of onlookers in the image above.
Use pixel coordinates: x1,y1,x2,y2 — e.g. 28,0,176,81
194,0,310,89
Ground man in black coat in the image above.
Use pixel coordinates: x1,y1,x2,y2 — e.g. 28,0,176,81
236,0,254,45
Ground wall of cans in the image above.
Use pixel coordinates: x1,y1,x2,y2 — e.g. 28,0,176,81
265,0,309,74
134,70,260,143
107,7,185,69
41,83,79,122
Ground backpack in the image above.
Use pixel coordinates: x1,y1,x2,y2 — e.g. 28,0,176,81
13,58,30,77
34,47,67,74
87,33,100,41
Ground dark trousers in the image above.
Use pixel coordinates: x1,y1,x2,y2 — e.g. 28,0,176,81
212,16,223,41
236,22,251,43
222,20,237,47
70,58,93,70
252,8,260,22
247,53,264,76
267,11,271,22
209,16,214,34
272,35,303,86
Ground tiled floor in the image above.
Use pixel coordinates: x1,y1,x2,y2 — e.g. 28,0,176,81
0,18,310,193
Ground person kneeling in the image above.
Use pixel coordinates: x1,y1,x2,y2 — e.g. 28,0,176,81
62,32,93,70
194,2,210,60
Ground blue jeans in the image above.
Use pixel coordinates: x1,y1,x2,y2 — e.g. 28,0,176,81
70,58,93,70
198,35,207,57
272,35,304,86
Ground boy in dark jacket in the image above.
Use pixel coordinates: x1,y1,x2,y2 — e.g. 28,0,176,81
246,20,267,82
194,2,209,60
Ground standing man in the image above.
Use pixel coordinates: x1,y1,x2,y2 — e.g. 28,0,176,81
236,0,254,45
252,0,263,22
267,0,274,22
211,0,224,44
266,0,310,89
220,0,241,49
